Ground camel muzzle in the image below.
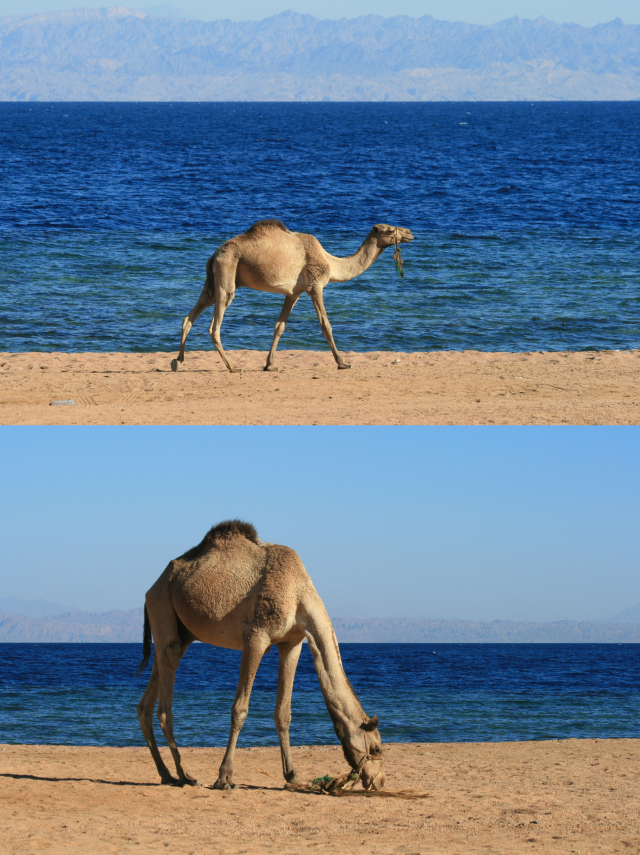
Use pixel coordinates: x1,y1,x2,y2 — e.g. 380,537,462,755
361,757,386,790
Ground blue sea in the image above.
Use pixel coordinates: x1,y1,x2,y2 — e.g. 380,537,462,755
1,102,639,354
1,643,638,747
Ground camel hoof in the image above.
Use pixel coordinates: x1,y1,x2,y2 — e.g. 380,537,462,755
263,365,279,372
213,778,236,790
228,368,243,374
170,359,179,372
160,775,180,786
338,362,352,370
284,779,305,791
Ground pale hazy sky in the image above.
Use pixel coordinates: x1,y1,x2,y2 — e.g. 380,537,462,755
1,0,638,25
1,427,638,623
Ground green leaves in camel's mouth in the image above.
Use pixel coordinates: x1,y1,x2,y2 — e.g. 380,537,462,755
393,243,405,279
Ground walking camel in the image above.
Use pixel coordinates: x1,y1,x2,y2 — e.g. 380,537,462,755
137,519,385,791
172,219,414,373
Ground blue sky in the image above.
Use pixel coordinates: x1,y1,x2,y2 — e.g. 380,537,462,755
1,426,638,623
1,1,638,25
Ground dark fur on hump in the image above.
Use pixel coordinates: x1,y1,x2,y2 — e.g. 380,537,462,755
245,219,290,235
179,519,259,561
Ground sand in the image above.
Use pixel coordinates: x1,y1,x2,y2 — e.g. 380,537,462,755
1,349,638,425
1,740,639,854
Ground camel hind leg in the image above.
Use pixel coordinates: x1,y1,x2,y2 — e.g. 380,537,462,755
155,639,199,786
141,596,198,786
137,657,177,785
171,284,214,372
208,250,242,374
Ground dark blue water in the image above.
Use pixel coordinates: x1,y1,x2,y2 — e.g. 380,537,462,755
1,643,638,747
1,102,639,354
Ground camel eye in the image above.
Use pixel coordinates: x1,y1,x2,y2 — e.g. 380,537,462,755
372,745,380,755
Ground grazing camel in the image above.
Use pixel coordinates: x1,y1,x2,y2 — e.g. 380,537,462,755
137,519,385,791
172,219,414,373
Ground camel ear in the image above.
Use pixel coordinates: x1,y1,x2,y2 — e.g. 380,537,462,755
371,225,381,234
361,715,379,731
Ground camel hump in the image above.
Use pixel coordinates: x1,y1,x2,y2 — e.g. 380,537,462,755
179,519,260,561
244,219,291,236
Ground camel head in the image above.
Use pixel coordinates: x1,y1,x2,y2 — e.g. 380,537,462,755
370,224,414,248
340,714,386,790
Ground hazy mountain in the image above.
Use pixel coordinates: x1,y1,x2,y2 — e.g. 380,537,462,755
2,607,640,643
1,6,639,101
331,617,640,643
609,601,640,624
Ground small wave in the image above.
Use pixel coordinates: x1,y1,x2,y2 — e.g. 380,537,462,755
449,233,501,241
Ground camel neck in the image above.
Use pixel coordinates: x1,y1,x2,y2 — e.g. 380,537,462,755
327,236,385,283
303,600,365,732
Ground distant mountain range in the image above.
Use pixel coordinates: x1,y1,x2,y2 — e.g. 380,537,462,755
1,6,639,101
2,606,640,643
331,617,640,643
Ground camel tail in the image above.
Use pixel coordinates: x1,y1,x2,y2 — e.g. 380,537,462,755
137,604,152,675
204,255,216,302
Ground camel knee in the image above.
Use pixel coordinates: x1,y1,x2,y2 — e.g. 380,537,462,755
163,640,181,669
138,674,158,721
231,703,249,730
138,690,156,718
274,708,291,732
138,704,156,741
156,705,174,732
208,322,221,345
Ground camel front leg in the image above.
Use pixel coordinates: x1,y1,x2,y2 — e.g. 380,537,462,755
264,294,300,371
308,285,351,369
171,286,214,372
275,639,305,788
214,633,269,789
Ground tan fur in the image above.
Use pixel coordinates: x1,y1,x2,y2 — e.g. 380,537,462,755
173,220,414,373
137,521,385,791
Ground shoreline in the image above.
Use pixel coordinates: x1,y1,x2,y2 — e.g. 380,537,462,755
2,740,638,853
1,348,639,425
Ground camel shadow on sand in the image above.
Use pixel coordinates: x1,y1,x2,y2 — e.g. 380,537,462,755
0,771,281,790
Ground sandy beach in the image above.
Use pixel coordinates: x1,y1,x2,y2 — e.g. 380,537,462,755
1,739,638,854
1,349,638,425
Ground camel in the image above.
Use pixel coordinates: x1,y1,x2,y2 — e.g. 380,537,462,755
137,519,385,791
172,219,414,373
